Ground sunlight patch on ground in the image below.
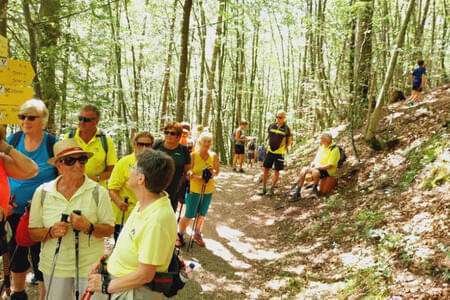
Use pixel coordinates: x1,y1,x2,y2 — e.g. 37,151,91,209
402,212,433,234
296,281,347,298
266,278,287,290
339,247,376,269
216,225,244,239
265,219,275,226
228,240,283,260
283,265,305,275
246,288,265,299
204,238,251,269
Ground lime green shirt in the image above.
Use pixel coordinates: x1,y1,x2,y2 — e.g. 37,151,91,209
29,176,115,278
64,129,117,187
108,153,137,225
107,194,177,277
190,151,215,194
313,143,340,176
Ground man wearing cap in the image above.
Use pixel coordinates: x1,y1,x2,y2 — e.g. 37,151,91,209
65,104,117,187
29,139,114,300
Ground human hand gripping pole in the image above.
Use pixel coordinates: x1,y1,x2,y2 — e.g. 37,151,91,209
73,210,82,300
81,255,108,300
45,213,69,300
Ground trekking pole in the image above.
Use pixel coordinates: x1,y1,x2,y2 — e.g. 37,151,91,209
187,183,206,252
177,202,184,224
73,210,82,300
80,255,108,300
46,213,69,300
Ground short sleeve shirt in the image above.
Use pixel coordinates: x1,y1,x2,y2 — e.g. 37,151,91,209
107,194,177,277
29,176,115,278
7,132,58,214
313,143,340,176
412,67,426,85
267,123,292,155
64,129,117,187
153,141,190,201
108,153,137,224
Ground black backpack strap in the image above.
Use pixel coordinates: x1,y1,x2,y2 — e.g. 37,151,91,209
46,133,57,158
9,131,24,148
96,130,109,169
68,128,76,138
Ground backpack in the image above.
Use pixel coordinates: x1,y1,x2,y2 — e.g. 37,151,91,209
330,145,347,168
68,128,108,169
146,250,187,297
10,131,57,158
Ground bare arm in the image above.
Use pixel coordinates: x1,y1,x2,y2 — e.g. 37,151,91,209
1,140,39,179
89,165,114,182
421,74,427,88
213,154,220,177
70,212,114,238
109,189,129,212
88,263,157,293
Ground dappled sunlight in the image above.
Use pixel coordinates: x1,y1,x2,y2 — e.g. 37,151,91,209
296,281,347,298
266,278,287,290
203,238,251,269
283,265,305,275
339,247,376,269
402,212,433,234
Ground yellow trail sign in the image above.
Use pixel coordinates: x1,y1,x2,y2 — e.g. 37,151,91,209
0,58,35,86
0,35,7,57
0,85,34,124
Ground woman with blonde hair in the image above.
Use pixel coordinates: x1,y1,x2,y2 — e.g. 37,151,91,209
176,132,219,247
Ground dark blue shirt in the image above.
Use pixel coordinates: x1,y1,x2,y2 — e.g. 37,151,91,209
412,66,426,85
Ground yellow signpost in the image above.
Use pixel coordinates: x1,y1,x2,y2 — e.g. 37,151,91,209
0,34,35,125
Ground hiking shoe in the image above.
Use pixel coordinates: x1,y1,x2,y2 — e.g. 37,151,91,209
267,188,274,196
194,233,205,247
289,194,301,202
239,168,245,173
259,187,267,195
407,100,414,106
312,187,319,197
176,233,185,248
232,168,237,172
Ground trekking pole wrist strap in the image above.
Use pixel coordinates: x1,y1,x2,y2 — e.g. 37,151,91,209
101,274,111,295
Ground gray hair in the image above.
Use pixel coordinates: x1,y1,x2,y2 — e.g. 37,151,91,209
81,104,101,119
276,110,286,117
137,149,175,193
19,99,49,129
322,132,333,142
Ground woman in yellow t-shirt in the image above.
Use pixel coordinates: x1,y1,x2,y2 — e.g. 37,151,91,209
176,132,219,247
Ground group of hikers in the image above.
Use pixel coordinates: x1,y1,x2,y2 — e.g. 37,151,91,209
0,100,220,299
0,58,427,299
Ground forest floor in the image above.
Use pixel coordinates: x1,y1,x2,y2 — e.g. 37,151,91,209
15,84,450,299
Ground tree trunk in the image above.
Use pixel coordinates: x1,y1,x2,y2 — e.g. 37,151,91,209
37,0,61,133
440,0,448,83
414,0,431,60
202,0,225,127
23,0,41,99
176,0,193,122
0,0,7,37
247,21,259,133
364,0,415,144
160,0,177,129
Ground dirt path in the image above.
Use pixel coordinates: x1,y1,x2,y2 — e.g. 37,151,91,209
174,166,299,300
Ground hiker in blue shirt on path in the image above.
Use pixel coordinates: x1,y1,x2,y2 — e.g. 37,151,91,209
407,60,427,106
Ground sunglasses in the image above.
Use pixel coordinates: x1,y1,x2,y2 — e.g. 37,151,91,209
164,130,178,136
78,116,95,122
59,155,89,166
136,142,153,148
18,114,40,121
276,116,285,119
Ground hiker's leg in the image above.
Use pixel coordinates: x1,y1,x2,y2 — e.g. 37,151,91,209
178,217,192,233
298,167,309,187
232,154,238,168
272,170,280,187
195,216,205,232
11,271,26,293
263,168,270,185
312,168,321,184
239,154,244,169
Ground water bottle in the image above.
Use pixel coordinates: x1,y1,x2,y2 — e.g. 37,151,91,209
179,263,195,283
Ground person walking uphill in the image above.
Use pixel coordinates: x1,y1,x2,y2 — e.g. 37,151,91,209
260,110,292,196
65,104,117,187
153,122,191,212
406,60,427,106
29,139,115,300
232,120,249,173
176,132,219,248
108,131,154,241
86,149,177,300
6,99,58,300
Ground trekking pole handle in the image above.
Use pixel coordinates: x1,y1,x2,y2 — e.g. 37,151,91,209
61,214,69,223
124,197,129,204
73,210,82,233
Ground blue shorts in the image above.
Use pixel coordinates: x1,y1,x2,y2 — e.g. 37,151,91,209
185,193,213,218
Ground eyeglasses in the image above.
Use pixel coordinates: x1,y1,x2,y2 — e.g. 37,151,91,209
136,142,153,148
58,155,89,166
131,164,143,173
18,114,40,121
164,130,178,136
276,116,285,119
78,116,95,122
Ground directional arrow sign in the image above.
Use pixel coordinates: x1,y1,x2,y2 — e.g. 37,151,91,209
0,35,7,57
0,58,35,86
0,104,21,125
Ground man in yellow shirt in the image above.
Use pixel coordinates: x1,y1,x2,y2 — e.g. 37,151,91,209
108,132,153,241
65,105,117,187
291,132,340,201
